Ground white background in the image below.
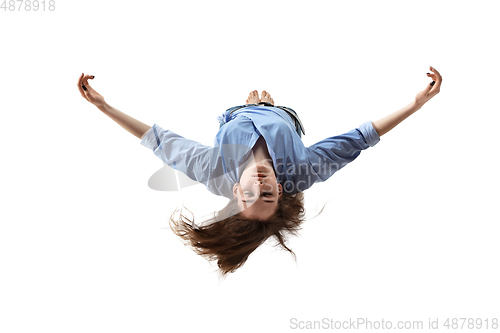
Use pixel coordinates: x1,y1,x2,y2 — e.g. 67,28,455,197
1,0,499,332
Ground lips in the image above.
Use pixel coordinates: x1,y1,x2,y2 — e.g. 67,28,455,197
252,173,267,178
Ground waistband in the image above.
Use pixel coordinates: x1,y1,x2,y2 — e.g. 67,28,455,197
222,102,306,137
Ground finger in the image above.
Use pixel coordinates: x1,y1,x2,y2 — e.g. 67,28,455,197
82,75,99,95
426,69,441,96
77,73,89,101
425,79,441,98
77,73,84,92
79,73,100,102
430,66,442,79
429,67,442,95
77,72,84,87
430,79,441,96
78,73,87,92
82,74,94,86
423,79,434,96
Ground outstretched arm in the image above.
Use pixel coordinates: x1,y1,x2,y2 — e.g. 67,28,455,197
77,73,151,139
372,66,442,137
98,102,151,140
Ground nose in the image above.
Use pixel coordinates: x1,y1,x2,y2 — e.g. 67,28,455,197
254,180,273,191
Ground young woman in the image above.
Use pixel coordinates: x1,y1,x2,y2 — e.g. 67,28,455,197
77,67,442,276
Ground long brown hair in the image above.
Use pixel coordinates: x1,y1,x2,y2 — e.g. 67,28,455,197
169,191,308,276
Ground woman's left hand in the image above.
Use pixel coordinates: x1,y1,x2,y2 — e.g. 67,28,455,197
415,66,442,107
78,73,106,108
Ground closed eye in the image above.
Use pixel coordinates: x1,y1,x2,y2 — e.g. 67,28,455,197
243,200,274,203
243,192,275,203
262,192,274,203
244,192,272,197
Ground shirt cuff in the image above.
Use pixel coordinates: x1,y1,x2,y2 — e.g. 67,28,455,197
216,110,231,127
140,124,163,151
358,121,381,147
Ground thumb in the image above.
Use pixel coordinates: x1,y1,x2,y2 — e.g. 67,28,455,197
423,79,436,95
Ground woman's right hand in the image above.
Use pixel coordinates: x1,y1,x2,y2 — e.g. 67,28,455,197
77,73,105,108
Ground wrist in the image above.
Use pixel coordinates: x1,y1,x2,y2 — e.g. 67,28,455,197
412,100,424,111
97,101,111,113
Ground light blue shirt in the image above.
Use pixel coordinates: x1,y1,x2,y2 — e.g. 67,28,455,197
140,105,380,198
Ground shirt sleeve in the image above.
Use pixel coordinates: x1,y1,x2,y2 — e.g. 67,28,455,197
305,120,380,183
140,124,213,186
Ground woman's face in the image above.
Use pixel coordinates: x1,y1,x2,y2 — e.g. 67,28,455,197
233,161,282,221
